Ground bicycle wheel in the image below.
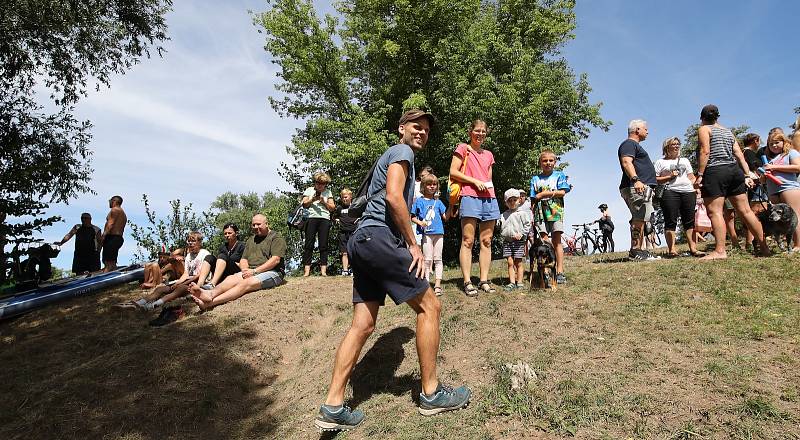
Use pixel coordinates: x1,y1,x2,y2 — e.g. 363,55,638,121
580,235,598,255
597,235,608,253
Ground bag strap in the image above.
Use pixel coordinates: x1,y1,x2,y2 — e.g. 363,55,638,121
355,158,380,198
460,144,471,173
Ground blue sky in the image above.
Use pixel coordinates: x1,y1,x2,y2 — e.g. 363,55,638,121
29,0,800,270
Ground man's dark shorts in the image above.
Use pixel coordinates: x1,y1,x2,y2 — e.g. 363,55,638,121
701,163,747,198
348,226,430,306
102,235,124,263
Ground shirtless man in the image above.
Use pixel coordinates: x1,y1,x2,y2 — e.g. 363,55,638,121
101,195,127,272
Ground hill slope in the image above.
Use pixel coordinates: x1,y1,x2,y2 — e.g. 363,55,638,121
1,251,798,439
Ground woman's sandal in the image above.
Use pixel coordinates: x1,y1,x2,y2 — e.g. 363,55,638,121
478,280,496,294
434,286,443,296
463,282,478,297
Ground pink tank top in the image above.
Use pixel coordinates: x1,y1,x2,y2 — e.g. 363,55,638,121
454,143,495,198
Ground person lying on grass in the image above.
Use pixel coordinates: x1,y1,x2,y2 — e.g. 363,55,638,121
129,231,214,311
189,214,286,311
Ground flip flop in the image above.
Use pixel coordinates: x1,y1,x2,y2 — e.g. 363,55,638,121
690,251,706,257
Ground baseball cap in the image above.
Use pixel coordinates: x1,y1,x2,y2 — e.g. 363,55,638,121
504,188,521,201
398,109,435,128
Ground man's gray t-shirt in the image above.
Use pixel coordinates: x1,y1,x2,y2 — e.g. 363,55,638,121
358,144,416,237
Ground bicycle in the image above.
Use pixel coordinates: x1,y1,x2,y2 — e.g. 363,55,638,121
644,208,665,249
561,223,604,256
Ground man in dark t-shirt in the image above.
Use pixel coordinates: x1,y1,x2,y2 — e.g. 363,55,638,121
314,110,471,432
618,119,658,260
190,214,285,310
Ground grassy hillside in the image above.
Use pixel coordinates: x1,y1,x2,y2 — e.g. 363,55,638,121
1,249,798,439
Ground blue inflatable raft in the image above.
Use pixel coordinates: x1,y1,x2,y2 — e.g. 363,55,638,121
0,265,144,321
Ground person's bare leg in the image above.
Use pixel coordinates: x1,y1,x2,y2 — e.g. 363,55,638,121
210,259,228,286
685,227,699,254
324,302,380,406
459,218,477,283
702,196,728,259
195,261,212,287
342,253,349,272
730,193,769,255
190,272,243,303
506,256,515,284
630,220,645,250
665,230,677,254
514,259,525,285
320,265,328,276
406,288,442,396
158,283,190,304
103,260,117,273
478,220,495,282
144,285,171,302
141,263,157,288
724,208,740,249
778,189,800,251
551,231,564,273
205,276,263,308
303,265,311,277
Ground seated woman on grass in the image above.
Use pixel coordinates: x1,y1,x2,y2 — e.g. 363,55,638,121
129,231,215,311
207,223,245,286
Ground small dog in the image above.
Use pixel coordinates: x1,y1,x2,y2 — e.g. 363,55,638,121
758,203,797,251
529,233,557,291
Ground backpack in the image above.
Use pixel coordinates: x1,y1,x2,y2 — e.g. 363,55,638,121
348,158,382,218
286,204,309,230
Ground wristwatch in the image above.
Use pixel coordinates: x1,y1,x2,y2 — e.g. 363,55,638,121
630,175,639,182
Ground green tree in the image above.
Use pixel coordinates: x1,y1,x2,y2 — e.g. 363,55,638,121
128,195,215,262
0,0,172,281
256,0,609,262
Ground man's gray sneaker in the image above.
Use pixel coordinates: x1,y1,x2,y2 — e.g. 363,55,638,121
418,383,471,416
314,404,364,431
556,273,567,284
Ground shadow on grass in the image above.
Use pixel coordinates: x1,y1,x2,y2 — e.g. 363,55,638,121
318,326,415,440
0,284,277,440
350,326,416,408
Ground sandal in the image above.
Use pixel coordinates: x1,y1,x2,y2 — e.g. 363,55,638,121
463,282,478,297
434,286,443,296
689,250,706,257
478,280,496,293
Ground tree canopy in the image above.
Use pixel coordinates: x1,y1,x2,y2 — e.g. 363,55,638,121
256,0,609,194
1,0,172,280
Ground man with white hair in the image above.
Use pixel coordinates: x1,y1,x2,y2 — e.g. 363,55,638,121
618,119,659,260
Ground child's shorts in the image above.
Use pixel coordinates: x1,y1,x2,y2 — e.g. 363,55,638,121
502,239,526,259
460,196,500,222
339,230,354,253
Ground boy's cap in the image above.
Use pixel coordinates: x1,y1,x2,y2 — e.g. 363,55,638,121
504,188,521,201
399,109,435,128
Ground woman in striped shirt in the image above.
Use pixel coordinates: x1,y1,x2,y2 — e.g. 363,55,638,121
694,104,769,259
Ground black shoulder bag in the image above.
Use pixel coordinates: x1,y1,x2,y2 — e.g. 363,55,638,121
347,158,383,218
